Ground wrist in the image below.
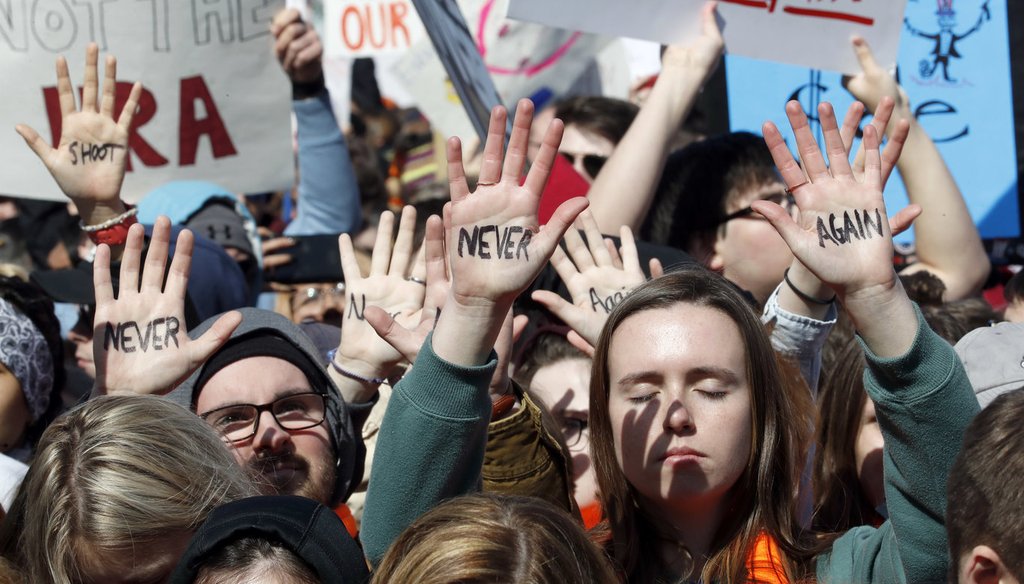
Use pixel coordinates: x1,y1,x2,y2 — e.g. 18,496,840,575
292,73,325,100
76,199,129,226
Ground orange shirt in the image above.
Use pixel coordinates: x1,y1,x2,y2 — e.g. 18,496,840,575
746,532,790,584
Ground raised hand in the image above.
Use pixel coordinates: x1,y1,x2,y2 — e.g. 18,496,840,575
16,43,141,221
334,207,426,393
432,99,588,366
838,97,910,188
843,37,910,116
445,100,589,308
271,8,323,85
91,218,241,396
532,210,647,353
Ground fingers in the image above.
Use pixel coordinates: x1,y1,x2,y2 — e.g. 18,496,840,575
338,233,362,283
888,204,922,237
566,330,596,358
762,121,806,192
786,100,829,181
478,106,508,185
531,289,599,347
365,306,419,363
523,118,564,195
839,101,865,152
100,55,117,118
274,19,304,59
15,124,53,162
56,56,76,116
117,82,143,133
563,222,595,272
862,125,882,192
93,243,115,305
819,103,853,180
165,225,193,301
82,44,100,112
369,210,395,276
879,119,910,187
701,1,723,39
118,223,146,298
605,238,623,270
262,253,293,270
549,244,582,293
422,215,449,313
190,311,244,372
511,314,529,344
580,210,613,266
389,206,417,277
142,216,172,294
618,225,643,278
270,7,302,35
446,137,471,203
649,257,664,279
501,99,533,185
852,36,882,74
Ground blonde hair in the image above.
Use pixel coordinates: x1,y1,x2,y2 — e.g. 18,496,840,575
372,494,617,583
0,395,256,582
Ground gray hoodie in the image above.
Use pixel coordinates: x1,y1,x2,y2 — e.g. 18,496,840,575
167,307,365,506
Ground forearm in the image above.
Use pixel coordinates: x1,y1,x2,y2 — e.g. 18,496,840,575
587,68,705,235
431,296,509,367
285,91,362,236
893,113,987,299
841,278,918,359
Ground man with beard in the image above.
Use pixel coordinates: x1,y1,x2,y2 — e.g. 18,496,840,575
168,308,364,517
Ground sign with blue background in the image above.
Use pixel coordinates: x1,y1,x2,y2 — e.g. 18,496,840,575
726,0,1019,242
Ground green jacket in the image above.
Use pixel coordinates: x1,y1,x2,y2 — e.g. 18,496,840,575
815,305,978,582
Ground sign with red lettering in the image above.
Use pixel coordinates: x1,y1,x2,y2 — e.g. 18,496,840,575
324,0,426,57
1,0,294,203
508,0,908,74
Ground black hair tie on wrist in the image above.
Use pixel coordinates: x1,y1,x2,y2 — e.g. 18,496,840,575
783,268,836,305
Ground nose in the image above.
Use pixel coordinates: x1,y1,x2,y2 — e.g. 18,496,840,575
252,410,292,454
663,398,695,434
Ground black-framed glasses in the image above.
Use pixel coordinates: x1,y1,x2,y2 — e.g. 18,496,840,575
199,392,327,443
560,418,588,449
560,151,608,180
717,191,797,225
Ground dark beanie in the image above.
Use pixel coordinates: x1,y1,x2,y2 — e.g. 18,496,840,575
193,332,326,404
186,202,254,258
169,495,370,583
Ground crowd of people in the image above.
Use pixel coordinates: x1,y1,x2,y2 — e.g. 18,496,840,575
0,2,1022,582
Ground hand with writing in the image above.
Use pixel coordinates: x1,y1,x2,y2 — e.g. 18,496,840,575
755,102,899,303
272,8,323,85
91,218,242,397
431,99,588,366
364,212,450,368
531,211,647,355
333,207,427,401
16,43,141,224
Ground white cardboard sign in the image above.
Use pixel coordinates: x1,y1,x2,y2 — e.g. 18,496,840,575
508,0,908,75
323,0,427,57
0,0,294,203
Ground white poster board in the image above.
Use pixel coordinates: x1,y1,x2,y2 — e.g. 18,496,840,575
0,0,294,203
508,0,908,75
323,0,427,57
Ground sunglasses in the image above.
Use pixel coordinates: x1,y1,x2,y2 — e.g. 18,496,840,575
559,151,608,180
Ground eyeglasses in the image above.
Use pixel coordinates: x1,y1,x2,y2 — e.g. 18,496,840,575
560,151,608,180
199,392,327,443
560,417,588,449
717,191,797,225
291,283,345,310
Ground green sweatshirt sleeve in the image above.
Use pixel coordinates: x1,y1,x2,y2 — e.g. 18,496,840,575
817,304,979,583
360,332,496,566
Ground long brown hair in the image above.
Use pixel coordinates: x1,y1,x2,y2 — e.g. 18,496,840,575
589,269,818,582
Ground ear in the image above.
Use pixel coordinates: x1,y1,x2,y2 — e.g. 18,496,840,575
687,231,722,272
960,546,1020,584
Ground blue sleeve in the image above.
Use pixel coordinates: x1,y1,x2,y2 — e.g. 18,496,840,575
284,91,362,236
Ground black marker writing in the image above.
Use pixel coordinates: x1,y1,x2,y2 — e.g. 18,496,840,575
589,288,626,314
69,141,125,165
457,225,532,261
817,208,884,248
103,317,180,353
347,293,366,320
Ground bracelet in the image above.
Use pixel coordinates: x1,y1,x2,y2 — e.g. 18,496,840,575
783,268,836,305
326,349,388,385
80,205,138,232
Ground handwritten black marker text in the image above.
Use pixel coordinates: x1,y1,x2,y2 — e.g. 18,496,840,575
457,225,532,261
817,208,884,248
69,141,125,165
103,317,180,353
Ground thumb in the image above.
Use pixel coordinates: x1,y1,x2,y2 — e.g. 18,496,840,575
750,200,804,253
532,289,601,348
888,204,922,237
189,311,243,369
567,330,596,358
365,306,420,364
15,124,52,162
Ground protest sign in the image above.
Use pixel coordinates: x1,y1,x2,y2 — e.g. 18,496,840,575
323,0,426,57
508,0,907,75
0,0,294,203
726,0,1019,240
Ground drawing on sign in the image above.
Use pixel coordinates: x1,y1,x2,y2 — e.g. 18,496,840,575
717,0,876,26
903,0,990,83
475,0,582,78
